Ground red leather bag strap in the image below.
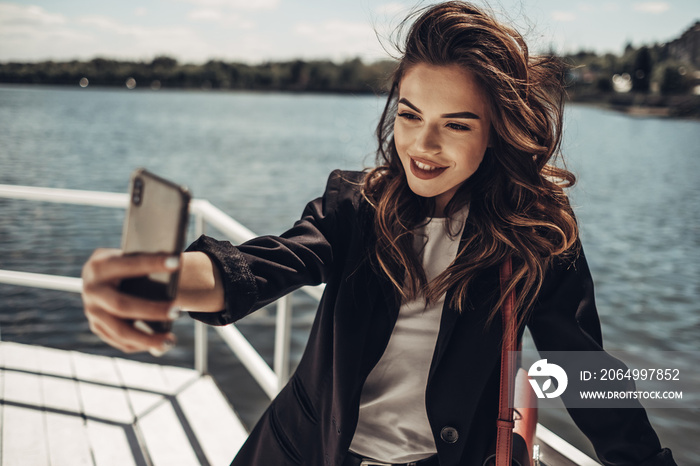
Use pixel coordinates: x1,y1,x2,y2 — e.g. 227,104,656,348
496,257,517,466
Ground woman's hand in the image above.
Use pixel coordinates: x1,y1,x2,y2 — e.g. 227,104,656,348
81,248,180,356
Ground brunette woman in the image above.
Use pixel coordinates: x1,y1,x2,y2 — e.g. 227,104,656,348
81,2,676,465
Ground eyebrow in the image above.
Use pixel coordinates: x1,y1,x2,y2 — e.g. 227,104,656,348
398,97,481,120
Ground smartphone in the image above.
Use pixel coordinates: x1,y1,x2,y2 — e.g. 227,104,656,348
119,168,191,333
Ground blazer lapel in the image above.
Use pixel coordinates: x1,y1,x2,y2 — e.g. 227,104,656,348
427,214,501,381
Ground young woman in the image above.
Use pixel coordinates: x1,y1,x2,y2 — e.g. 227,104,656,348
81,2,677,465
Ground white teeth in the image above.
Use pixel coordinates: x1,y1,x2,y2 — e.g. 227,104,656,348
414,159,439,171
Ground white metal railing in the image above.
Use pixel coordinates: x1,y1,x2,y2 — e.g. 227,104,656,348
0,183,324,399
0,183,602,465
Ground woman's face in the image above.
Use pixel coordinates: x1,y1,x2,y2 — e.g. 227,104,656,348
394,63,491,216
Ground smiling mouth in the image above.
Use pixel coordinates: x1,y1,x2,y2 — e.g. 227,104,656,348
409,157,447,180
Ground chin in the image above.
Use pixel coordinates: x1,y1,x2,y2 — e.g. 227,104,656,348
406,181,443,200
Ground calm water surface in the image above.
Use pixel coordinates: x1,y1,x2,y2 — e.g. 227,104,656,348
1,86,698,463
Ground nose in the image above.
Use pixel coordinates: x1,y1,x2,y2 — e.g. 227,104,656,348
414,122,441,154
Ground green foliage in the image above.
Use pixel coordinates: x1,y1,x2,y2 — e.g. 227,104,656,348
596,76,613,92
632,47,652,92
658,62,692,94
0,56,397,93
563,42,697,96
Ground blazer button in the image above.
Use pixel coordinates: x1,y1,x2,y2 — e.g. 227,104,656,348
440,426,459,444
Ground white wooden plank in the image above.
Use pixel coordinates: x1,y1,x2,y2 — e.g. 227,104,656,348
16,343,94,466
36,344,81,412
138,401,201,466
126,389,166,421
2,341,41,372
3,369,43,409
0,343,249,466
177,375,247,466
40,355,93,465
115,356,204,465
160,364,199,391
115,358,170,393
45,411,94,466
86,419,137,466
72,352,134,424
77,377,135,424
36,344,75,378
71,351,122,385
114,358,168,417
0,343,79,412
41,375,83,414
2,405,50,466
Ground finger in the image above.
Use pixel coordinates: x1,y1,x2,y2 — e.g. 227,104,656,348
89,283,180,321
88,306,176,354
91,319,143,354
83,249,180,284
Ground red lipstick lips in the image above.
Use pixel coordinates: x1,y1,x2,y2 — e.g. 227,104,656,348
409,157,447,180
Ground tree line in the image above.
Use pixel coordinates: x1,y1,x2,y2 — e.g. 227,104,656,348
564,42,698,96
562,38,700,118
0,56,397,94
0,41,696,102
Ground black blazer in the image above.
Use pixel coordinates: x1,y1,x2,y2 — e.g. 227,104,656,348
187,170,675,466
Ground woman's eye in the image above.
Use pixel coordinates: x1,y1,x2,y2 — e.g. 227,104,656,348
398,112,419,121
446,122,471,131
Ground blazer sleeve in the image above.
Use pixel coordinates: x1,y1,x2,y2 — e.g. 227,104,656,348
185,169,354,326
527,245,676,466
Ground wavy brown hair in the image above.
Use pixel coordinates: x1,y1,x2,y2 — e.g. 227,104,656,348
362,1,579,330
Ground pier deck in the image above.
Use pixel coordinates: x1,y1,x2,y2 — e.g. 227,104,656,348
0,340,600,466
0,341,247,466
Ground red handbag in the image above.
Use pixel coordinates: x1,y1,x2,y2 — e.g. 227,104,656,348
482,258,538,466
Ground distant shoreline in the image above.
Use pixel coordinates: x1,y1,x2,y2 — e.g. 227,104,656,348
567,92,700,119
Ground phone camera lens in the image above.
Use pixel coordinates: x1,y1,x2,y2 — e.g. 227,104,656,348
133,177,144,206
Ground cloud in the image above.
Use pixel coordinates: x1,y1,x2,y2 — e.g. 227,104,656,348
0,3,213,63
187,8,255,28
294,20,374,42
76,14,205,46
375,2,409,16
172,0,279,10
189,9,221,21
0,3,87,61
633,2,670,14
602,3,621,12
551,11,576,22
134,7,148,17
0,3,66,26
293,19,385,60
78,15,128,33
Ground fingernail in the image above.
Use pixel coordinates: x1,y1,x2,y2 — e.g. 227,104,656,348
164,256,180,270
133,319,155,335
149,346,168,357
167,305,182,320
149,338,175,358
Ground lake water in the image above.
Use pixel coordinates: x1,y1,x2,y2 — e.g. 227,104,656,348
1,85,698,464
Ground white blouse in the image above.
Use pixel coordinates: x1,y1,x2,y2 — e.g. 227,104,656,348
349,207,468,463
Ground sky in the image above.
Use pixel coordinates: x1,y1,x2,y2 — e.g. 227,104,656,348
1,0,699,64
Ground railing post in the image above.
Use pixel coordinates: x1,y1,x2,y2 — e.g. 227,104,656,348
274,295,293,391
194,209,208,374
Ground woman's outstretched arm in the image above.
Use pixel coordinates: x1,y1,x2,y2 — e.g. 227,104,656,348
176,250,225,312
81,249,224,355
